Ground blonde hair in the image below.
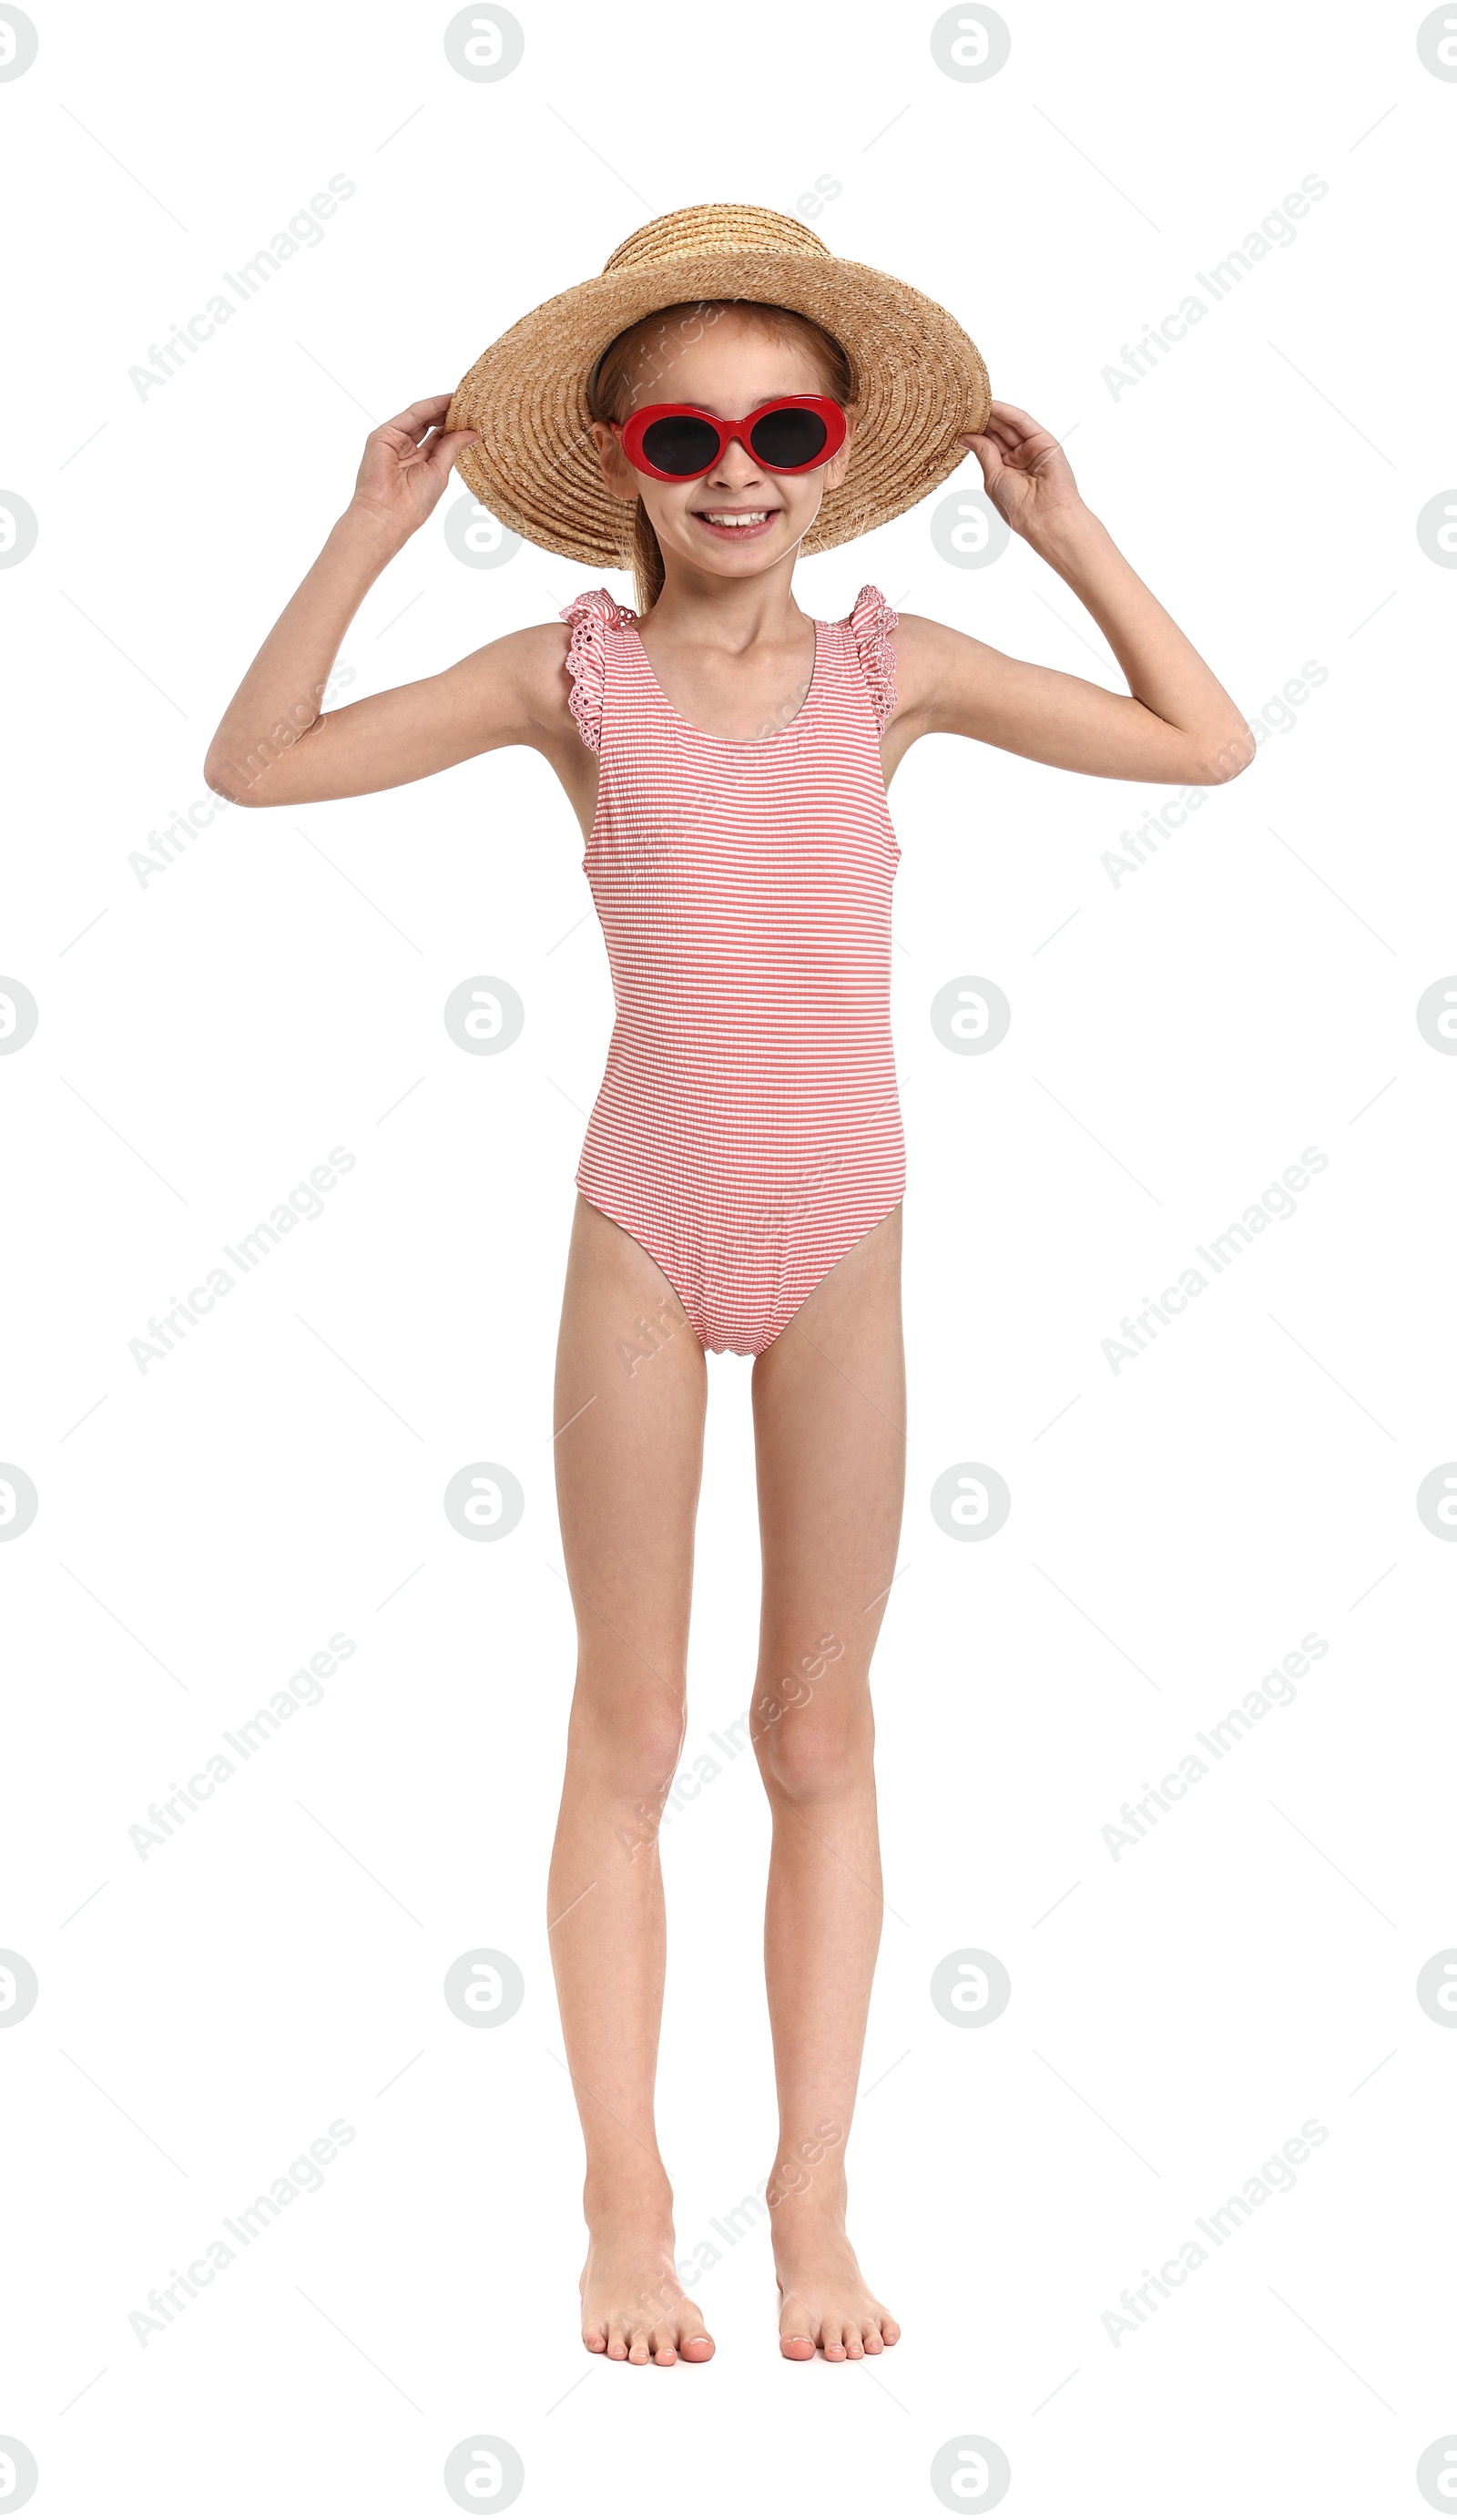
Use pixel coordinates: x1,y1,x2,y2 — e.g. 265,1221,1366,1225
586,300,854,615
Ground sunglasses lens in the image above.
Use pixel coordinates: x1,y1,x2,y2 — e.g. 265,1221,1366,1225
638,413,722,475
748,405,830,470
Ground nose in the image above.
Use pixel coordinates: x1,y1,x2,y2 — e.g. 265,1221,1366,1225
703,428,766,489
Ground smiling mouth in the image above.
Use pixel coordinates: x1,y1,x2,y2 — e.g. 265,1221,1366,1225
691,508,779,535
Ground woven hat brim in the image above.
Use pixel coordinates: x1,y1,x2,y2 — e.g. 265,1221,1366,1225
446,251,991,568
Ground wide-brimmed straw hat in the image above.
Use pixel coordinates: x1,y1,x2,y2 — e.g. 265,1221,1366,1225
446,203,991,566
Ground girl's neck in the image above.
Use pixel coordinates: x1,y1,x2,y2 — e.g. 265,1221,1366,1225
642,549,809,652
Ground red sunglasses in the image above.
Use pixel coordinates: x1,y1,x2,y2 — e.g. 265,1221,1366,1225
614,396,848,483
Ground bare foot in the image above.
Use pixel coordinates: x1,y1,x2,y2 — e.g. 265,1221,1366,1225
580,2212,715,2366
772,2215,899,2362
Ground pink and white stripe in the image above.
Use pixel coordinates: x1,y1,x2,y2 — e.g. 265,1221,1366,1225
562,584,905,1357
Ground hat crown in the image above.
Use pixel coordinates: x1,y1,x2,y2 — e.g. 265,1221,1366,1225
603,203,831,276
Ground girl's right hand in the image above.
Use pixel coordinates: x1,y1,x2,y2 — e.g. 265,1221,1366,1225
348,395,479,542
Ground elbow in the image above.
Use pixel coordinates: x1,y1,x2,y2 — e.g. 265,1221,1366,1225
202,724,262,804
1183,719,1256,788
202,723,297,806
1214,724,1258,783
202,752,253,806
203,699,322,806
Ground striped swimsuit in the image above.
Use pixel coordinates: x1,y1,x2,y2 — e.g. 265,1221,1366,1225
562,584,905,1358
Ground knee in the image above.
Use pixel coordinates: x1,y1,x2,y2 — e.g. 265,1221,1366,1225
757,1696,872,1803
571,1675,686,1807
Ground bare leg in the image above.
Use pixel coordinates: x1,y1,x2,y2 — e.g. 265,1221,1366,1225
547,1195,715,2365
749,1203,906,2361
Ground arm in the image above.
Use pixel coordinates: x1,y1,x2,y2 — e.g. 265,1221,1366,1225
203,396,583,810
891,403,1255,787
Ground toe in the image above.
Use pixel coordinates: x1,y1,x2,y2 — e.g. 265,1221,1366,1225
649,2321,678,2365
582,2322,607,2355
881,2315,902,2346
680,2331,715,2362
861,2321,884,2355
780,2286,816,2361
606,2321,627,2362
821,2325,848,2362
627,2329,651,2364
843,2322,864,2359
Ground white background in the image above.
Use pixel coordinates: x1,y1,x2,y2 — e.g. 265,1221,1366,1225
3,0,1455,2513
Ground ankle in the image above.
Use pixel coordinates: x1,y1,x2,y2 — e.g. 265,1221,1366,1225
584,2169,674,2231
766,2117,850,2217
766,2165,849,2227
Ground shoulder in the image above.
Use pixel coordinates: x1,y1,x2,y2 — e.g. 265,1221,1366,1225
880,610,998,727
881,609,976,668
453,602,632,749
441,619,574,738
835,589,983,687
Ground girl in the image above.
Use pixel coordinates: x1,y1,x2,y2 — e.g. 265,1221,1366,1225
204,205,1251,2371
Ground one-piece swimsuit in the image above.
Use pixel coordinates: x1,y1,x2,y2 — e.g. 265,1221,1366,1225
561,582,904,1357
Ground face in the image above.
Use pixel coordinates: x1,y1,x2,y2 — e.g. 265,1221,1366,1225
591,307,854,585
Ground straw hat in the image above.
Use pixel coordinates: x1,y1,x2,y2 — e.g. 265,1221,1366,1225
446,203,991,566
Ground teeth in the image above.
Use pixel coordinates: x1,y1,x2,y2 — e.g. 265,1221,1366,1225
700,511,769,525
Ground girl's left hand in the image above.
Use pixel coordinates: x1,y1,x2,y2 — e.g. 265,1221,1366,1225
957,401,1085,540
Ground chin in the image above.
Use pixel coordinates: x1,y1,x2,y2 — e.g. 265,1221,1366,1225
677,525,801,575
703,540,792,574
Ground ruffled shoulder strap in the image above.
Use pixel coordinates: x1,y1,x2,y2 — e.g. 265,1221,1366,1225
559,587,637,753
845,584,900,732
